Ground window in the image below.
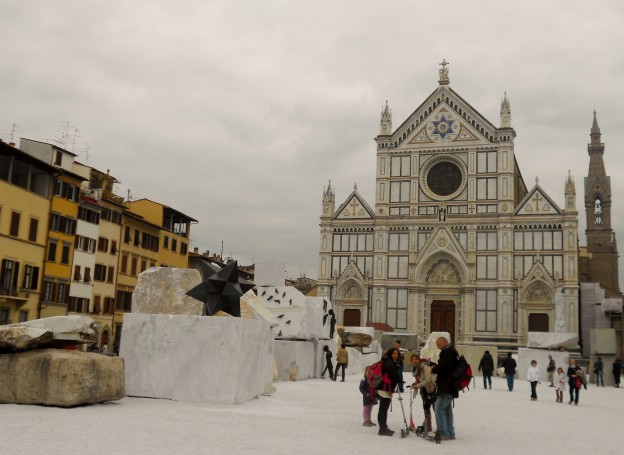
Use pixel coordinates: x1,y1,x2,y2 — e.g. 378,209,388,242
94,264,106,282
0,259,18,292
476,256,498,279
477,151,497,173
76,236,96,253
61,242,71,264
140,260,147,273
124,226,131,243
54,150,62,166
514,229,564,251
134,229,140,246
18,310,28,322
50,213,61,231
163,236,169,249
172,239,178,252
73,265,81,281
387,288,408,330
476,232,498,251
390,181,410,203
103,297,114,314
56,281,68,304
476,178,497,200
181,243,188,255
417,232,431,250
390,156,411,177
47,239,58,262
111,211,122,225
28,218,38,242
42,278,54,302
116,290,133,312
388,256,408,279
78,207,100,224
98,237,109,253
121,254,128,273
388,233,409,251
22,265,39,290
9,211,20,237
111,240,117,255
131,257,138,276
0,308,9,325
93,295,101,314
84,267,91,283
476,289,497,332
107,266,115,283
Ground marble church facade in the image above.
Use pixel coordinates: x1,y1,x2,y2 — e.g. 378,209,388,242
317,63,580,351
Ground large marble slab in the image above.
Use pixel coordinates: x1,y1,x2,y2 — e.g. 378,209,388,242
527,332,579,350
120,313,274,404
0,349,124,407
0,315,95,352
590,328,616,355
132,267,203,315
419,332,451,363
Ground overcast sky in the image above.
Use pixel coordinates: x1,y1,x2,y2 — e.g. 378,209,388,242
1,1,624,282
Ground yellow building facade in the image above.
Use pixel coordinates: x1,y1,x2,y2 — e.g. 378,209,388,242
0,141,54,323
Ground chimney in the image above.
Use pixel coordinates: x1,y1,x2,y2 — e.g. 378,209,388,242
193,247,199,254
9,142,16,147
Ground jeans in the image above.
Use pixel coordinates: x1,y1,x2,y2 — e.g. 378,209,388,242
434,393,454,438
569,384,579,404
596,372,604,387
530,381,538,399
334,363,346,381
506,374,515,391
377,397,391,428
483,375,492,389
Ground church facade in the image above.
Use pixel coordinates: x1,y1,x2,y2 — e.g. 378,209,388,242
317,63,580,351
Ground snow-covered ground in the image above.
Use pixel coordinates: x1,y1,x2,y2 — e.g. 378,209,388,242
2,374,622,455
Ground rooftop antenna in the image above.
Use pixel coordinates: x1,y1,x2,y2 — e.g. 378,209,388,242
69,128,82,153
81,144,91,165
9,123,18,143
220,240,224,259
56,121,70,148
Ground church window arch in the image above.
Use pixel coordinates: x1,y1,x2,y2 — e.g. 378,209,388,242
446,97,449,103
376,258,383,278
462,112,466,119
322,235,327,250
428,106,432,114
568,232,574,248
321,258,327,276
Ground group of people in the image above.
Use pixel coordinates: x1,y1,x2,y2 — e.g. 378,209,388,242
357,337,459,440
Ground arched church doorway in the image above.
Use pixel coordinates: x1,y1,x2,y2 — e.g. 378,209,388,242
431,300,456,342
343,309,361,326
528,313,549,332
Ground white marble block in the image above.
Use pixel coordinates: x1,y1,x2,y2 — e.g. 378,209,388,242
527,332,579,350
132,267,203,316
517,348,569,382
120,313,274,404
254,261,286,287
419,332,451,363
274,340,316,381
258,286,332,339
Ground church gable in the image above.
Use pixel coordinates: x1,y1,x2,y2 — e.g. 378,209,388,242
515,185,562,216
335,192,375,220
406,106,491,147
416,225,469,275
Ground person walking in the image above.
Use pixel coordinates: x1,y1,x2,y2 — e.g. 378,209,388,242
594,357,604,387
478,350,494,390
555,367,566,402
567,359,582,405
376,348,402,437
546,355,556,387
613,359,622,387
431,336,459,441
333,343,348,382
502,352,517,391
320,345,333,379
527,360,541,401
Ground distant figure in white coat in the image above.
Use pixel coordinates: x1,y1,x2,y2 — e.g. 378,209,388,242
527,360,541,401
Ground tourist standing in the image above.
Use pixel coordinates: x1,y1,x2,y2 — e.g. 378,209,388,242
613,359,622,387
567,359,582,405
555,367,566,402
376,348,402,437
359,366,378,427
394,340,405,392
333,343,348,382
502,352,517,391
546,355,556,387
594,357,604,387
431,336,459,441
320,345,333,379
527,360,541,401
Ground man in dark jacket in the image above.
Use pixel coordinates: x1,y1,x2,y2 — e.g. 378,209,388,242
502,352,517,391
431,336,458,441
478,350,494,390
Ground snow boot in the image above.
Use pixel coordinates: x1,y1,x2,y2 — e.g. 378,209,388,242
378,427,394,436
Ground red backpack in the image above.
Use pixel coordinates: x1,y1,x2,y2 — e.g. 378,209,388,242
450,355,474,392
366,359,392,397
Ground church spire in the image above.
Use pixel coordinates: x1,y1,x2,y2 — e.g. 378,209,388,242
500,92,511,128
380,100,392,135
565,170,576,211
322,180,335,217
590,110,602,148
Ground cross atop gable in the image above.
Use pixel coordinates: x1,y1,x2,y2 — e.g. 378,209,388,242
515,185,562,216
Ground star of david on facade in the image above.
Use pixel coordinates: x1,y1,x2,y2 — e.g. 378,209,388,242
432,116,455,139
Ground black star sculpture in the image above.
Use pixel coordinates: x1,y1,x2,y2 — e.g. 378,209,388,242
186,260,255,317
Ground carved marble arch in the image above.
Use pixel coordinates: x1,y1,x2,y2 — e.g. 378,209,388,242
524,282,553,304
425,258,461,285
336,279,365,300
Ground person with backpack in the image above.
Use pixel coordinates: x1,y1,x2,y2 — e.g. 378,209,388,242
376,347,402,436
359,366,378,427
320,345,333,379
333,343,348,382
502,352,517,391
478,350,494,390
430,336,458,441
394,340,405,393
567,358,582,405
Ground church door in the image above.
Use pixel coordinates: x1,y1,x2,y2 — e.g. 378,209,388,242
343,309,361,327
430,300,456,342
528,313,549,332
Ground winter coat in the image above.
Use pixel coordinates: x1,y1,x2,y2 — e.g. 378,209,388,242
413,362,437,395
547,358,556,373
527,366,541,382
336,348,348,365
377,356,402,394
613,361,622,376
555,372,566,391
359,377,378,406
567,366,582,389
478,353,494,376
502,356,517,375
594,359,603,373
433,345,459,398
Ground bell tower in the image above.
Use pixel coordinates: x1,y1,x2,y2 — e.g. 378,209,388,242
584,112,621,296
